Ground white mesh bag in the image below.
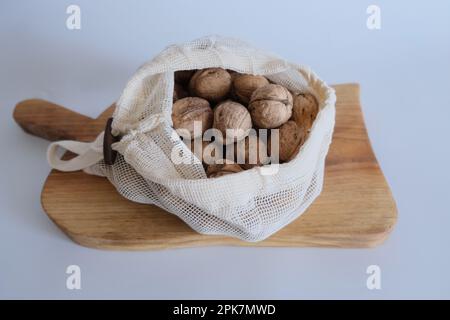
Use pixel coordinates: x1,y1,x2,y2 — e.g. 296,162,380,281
47,36,336,242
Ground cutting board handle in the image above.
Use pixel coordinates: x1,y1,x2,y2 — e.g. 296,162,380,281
13,99,97,142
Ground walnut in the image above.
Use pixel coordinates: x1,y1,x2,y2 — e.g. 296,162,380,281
172,97,213,139
227,69,239,81
174,70,195,85
206,161,243,178
213,100,252,144
232,74,269,104
189,68,232,102
248,84,293,128
269,120,306,163
236,134,270,170
292,93,319,130
173,83,188,102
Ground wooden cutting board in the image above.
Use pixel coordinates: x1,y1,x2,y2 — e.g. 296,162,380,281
13,83,397,250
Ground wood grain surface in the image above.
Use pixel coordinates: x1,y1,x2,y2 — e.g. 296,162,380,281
13,83,397,250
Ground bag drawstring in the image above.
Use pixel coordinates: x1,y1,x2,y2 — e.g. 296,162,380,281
47,134,104,172
47,113,166,172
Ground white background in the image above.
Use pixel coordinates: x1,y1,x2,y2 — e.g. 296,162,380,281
1,0,449,299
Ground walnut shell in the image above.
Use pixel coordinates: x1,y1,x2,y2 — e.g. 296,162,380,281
292,93,319,130
227,69,239,81
269,120,306,163
206,161,243,178
173,83,188,102
232,74,269,104
172,97,213,140
189,68,232,102
237,134,270,170
174,70,195,84
248,84,293,128
213,100,252,144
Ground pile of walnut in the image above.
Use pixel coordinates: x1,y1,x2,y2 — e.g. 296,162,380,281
171,68,319,178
